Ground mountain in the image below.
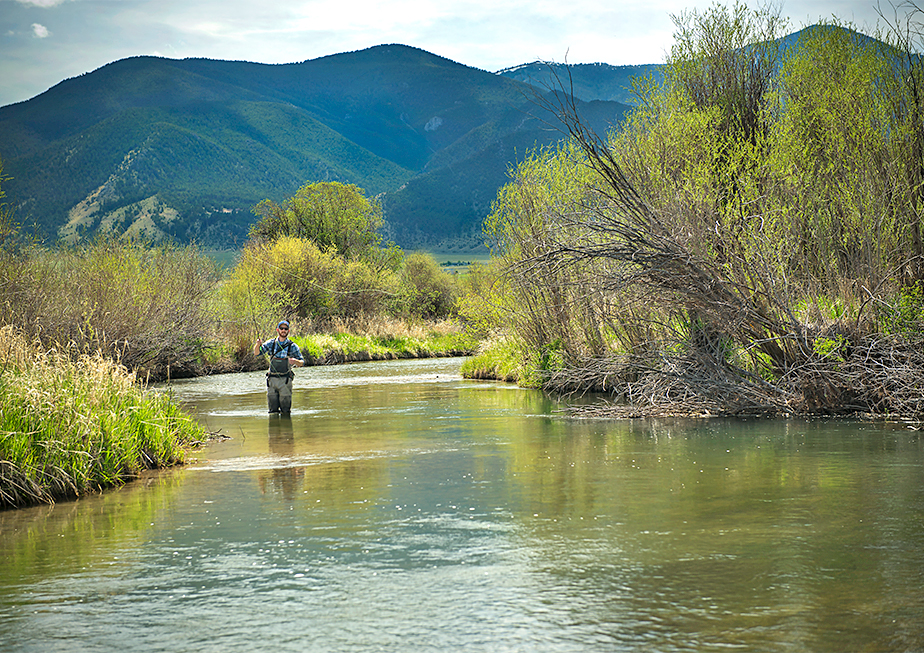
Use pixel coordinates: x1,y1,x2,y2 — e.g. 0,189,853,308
0,45,631,250
498,61,663,105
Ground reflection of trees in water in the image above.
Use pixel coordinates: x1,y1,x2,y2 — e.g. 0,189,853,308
0,472,184,581
259,416,303,501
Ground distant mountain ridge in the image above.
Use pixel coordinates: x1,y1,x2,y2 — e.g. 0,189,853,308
0,45,630,249
497,61,663,105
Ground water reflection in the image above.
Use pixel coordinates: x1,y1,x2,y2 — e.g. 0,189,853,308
259,416,302,501
1,358,923,652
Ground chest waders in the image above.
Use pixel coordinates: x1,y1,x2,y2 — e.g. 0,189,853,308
266,339,295,414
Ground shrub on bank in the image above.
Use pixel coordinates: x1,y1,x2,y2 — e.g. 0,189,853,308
218,236,462,327
461,6,924,418
394,252,459,319
0,326,205,509
0,237,220,380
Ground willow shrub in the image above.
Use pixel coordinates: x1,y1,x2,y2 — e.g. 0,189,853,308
466,4,924,396
394,252,459,319
219,236,460,338
612,13,924,333
771,23,905,289
0,326,205,508
477,143,616,367
0,238,220,380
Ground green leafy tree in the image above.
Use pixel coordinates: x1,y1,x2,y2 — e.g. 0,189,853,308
667,1,787,145
250,182,387,261
395,253,459,319
464,2,924,415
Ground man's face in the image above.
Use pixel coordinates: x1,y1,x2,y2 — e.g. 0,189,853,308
277,324,289,338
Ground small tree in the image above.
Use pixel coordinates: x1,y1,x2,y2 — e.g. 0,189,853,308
667,0,787,146
250,181,387,261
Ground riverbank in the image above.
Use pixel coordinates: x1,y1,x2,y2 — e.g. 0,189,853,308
0,326,206,510
201,318,478,378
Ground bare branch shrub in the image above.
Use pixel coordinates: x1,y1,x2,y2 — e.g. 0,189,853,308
0,238,220,380
476,2,924,419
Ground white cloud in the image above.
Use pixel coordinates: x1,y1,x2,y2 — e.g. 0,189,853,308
31,23,49,38
17,0,68,7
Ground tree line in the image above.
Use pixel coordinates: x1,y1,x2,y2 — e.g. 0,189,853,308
0,178,463,382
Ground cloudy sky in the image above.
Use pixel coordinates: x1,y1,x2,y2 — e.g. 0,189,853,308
0,0,895,107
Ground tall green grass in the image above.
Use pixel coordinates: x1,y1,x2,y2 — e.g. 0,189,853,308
293,317,477,363
460,337,526,384
0,326,205,509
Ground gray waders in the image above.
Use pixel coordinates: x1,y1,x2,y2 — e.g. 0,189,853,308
267,357,294,414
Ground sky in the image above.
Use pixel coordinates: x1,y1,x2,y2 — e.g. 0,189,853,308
0,0,898,107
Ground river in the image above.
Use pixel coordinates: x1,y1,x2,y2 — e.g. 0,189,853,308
1,357,923,652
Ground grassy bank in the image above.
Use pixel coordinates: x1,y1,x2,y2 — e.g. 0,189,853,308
296,328,476,364
460,338,527,384
290,317,475,364
0,326,206,509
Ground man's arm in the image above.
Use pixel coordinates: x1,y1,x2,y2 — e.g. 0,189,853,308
288,343,305,367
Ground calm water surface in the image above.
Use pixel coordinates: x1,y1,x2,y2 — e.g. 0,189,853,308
2,357,923,652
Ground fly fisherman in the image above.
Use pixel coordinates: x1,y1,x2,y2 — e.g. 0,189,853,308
254,320,305,414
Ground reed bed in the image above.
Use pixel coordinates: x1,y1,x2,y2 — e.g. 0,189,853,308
0,326,205,509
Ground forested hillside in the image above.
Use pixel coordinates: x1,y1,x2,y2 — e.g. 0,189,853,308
0,45,629,249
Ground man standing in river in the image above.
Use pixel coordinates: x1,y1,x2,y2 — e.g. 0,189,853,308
254,320,305,415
